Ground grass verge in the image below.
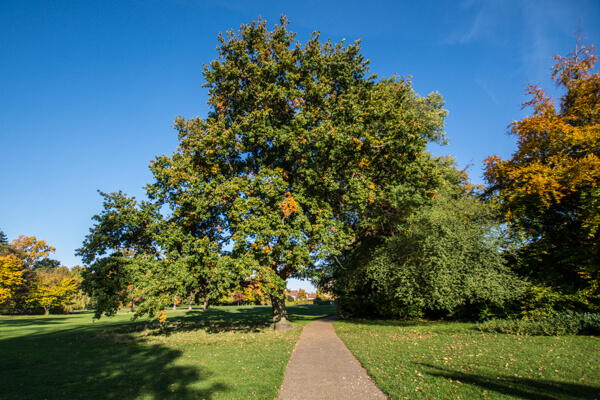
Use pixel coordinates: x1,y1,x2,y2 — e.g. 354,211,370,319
333,319,600,400
0,304,335,400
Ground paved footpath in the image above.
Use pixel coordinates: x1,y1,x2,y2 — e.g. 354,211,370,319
278,316,388,400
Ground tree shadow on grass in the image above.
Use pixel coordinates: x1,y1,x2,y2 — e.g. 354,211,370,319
334,317,433,328
0,329,226,400
140,304,337,336
416,363,600,400
148,319,272,335
160,306,272,335
0,305,339,399
0,316,74,326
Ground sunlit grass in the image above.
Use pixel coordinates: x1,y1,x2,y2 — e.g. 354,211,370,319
333,319,600,400
0,305,335,400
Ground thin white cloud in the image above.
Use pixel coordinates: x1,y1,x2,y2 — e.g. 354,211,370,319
475,77,499,104
518,0,582,86
444,0,505,45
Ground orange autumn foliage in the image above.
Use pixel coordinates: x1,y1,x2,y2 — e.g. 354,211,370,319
485,38,599,235
484,36,599,303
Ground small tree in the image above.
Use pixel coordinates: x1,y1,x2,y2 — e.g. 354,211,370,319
0,229,8,245
10,236,56,270
26,267,78,315
233,291,246,305
296,289,308,302
63,266,92,312
2,235,59,313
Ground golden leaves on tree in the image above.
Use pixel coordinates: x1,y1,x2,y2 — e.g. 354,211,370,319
278,192,299,218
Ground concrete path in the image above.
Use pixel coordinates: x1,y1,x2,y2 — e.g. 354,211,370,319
278,316,388,400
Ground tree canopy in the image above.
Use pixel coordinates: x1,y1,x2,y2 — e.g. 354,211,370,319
10,235,56,270
484,36,600,308
79,17,448,327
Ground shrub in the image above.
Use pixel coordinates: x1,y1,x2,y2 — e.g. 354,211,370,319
313,297,334,305
476,312,600,336
336,294,423,319
337,295,377,319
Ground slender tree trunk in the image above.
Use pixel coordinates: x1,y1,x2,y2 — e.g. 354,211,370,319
188,293,193,311
270,294,293,330
44,307,50,316
131,298,135,313
173,296,177,311
202,301,207,312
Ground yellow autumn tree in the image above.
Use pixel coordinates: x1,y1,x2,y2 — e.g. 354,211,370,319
0,254,25,306
296,288,308,302
484,35,600,308
2,235,77,314
26,267,78,315
10,235,56,269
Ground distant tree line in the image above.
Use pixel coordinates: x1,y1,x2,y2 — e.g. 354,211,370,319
0,233,89,315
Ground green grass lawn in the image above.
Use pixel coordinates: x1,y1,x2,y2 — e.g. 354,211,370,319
333,319,600,400
0,304,336,400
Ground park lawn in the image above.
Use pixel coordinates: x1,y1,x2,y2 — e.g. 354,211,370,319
333,319,600,400
0,304,335,400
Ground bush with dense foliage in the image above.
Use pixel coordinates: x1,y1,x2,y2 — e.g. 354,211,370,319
324,162,525,320
476,312,600,336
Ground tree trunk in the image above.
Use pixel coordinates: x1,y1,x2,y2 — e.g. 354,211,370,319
131,298,135,313
44,307,50,316
270,294,293,330
202,301,207,312
173,296,177,311
188,294,193,311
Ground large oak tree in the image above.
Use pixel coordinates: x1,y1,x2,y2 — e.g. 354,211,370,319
80,17,447,328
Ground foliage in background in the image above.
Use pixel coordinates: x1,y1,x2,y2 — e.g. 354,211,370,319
25,266,78,315
296,289,308,302
0,254,24,306
476,312,600,336
9,235,56,270
0,229,8,245
0,233,80,314
64,265,93,312
484,36,600,311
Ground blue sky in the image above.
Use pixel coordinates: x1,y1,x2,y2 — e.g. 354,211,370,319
2,0,599,291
